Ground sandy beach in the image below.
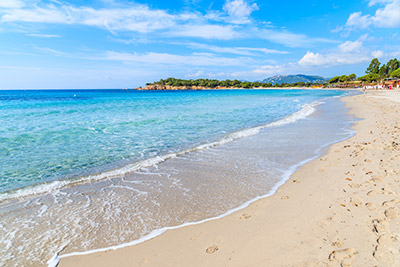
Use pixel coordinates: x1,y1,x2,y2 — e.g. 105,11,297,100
60,90,400,267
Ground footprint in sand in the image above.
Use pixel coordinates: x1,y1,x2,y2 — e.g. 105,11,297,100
365,202,376,211
384,207,398,219
367,188,395,196
372,219,388,234
328,248,358,266
382,199,400,207
377,233,398,245
332,241,343,248
206,245,219,254
240,214,252,219
373,244,395,263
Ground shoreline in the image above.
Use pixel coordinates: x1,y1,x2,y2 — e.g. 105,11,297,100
0,94,331,203
0,87,357,91
54,126,347,265
138,87,356,92
60,90,400,266
1,89,352,266
54,94,355,265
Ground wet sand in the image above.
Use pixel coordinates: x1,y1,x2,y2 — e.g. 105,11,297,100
60,90,400,267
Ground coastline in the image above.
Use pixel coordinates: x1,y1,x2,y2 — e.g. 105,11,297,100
0,93,325,203
0,89,351,266
136,86,356,91
60,90,400,266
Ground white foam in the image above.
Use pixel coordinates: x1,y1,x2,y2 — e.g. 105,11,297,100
53,121,355,267
47,243,67,267
109,185,148,196
37,205,48,217
47,97,357,267
83,196,92,209
1,100,320,203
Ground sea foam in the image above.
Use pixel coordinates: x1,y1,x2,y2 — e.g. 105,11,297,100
0,101,319,203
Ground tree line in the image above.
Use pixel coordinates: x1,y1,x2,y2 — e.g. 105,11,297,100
329,58,400,84
146,58,400,89
146,78,321,89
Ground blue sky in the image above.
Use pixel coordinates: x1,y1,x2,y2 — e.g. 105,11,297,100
0,0,399,89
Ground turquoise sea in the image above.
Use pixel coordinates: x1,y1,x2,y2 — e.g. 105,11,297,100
0,89,347,195
0,89,356,266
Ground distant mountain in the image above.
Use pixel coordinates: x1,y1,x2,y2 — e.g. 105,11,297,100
261,74,328,85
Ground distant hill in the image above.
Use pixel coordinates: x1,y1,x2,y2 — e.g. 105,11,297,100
261,74,328,85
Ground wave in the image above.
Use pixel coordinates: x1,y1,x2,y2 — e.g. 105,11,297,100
49,108,356,267
48,156,314,267
0,101,320,203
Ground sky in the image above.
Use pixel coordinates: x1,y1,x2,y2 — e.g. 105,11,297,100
0,0,400,89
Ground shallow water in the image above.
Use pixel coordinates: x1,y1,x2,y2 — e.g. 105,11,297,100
0,90,356,266
0,89,345,196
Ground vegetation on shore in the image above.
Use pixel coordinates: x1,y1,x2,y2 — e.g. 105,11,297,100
329,58,400,84
144,78,323,89
141,58,400,90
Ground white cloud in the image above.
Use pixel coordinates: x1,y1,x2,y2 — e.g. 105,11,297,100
298,40,381,68
223,0,259,24
255,29,336,48
298,51,328,66
372,50,384,58
262,31,310,47
0,2,243,39
35,47,70,57
2,5,73,23
373,0,400,27
247,39,383,79
185,42,288,55
345,0,400,30
244,47,288,54
1,4,176,33
368,0,392,6
0,0,24,8
184,70,229,79
80,7,176,33
345,12,372,29
0,1,337,45
103,51,252,67
26,33,60,38
338,40,363,53
172,24,239,39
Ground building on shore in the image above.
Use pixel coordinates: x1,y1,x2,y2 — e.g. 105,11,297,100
384,78,400,89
